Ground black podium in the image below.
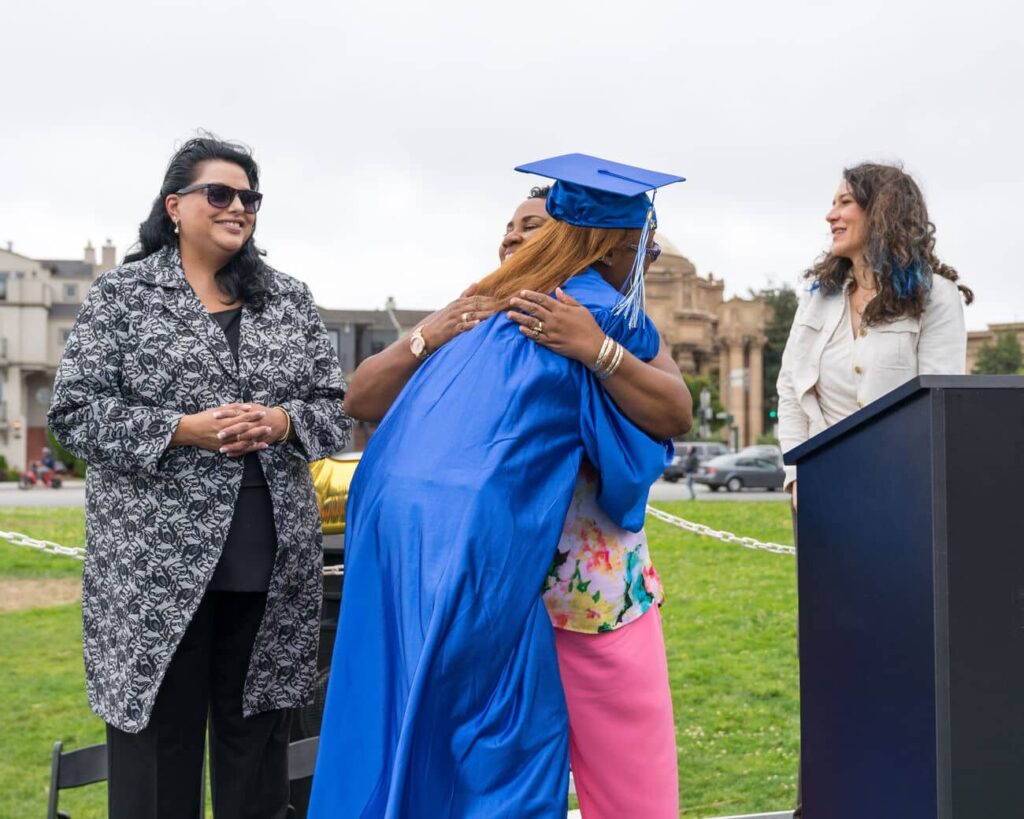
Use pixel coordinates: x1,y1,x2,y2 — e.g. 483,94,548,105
785,375,1024,818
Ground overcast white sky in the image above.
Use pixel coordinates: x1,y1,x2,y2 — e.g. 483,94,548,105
2,0,1021,329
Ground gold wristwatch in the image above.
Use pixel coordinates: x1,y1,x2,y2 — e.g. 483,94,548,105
409,326,430,361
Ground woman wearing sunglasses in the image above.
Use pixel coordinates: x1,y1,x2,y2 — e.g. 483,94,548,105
49,136,350,818
343,184,688,818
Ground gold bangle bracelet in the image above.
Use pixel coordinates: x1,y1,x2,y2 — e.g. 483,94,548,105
591,336,614,374
274,407,292,443
594,339,616,380
604,342,625,379
596,341,624,381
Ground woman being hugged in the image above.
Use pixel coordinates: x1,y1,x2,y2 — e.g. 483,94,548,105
778,161,972,501
49,136,350,818
310,154,686,818
342,183,690,818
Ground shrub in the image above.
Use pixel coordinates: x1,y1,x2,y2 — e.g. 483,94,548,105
47,430,86,477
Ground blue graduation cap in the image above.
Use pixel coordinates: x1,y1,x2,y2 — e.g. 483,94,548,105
515,153,686,327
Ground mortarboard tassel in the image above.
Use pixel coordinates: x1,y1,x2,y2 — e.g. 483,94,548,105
612,201,655,330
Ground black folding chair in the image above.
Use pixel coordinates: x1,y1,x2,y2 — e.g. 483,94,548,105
286,735,321,818
46,740,107,819
288,735,319,780
47,735,320,818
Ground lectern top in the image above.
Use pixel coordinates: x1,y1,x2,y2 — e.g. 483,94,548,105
783,374,1024,465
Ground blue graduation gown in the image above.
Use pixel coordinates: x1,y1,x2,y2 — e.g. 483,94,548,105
309,268,671,818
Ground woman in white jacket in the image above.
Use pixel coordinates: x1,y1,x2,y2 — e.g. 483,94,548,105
778,162,972,500
776,161,972,818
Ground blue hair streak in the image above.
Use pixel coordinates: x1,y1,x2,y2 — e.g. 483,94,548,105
890,257,932,300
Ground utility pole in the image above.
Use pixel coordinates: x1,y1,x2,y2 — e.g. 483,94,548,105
699,388,712,439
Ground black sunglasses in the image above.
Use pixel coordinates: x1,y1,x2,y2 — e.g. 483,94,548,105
625,241,662,262
176,183,263,214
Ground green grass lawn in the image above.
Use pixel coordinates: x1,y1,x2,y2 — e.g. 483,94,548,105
0,507,86,578
0,502,797,818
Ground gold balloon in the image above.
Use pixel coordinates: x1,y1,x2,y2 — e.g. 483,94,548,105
310,453,362,535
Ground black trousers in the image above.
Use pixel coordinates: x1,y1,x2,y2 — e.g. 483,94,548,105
106,591,291,819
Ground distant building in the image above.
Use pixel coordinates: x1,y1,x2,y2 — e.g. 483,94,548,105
318,298,432,376
0,241,117,469
318,298,433,450
966,322,1024,373
645,236,770,447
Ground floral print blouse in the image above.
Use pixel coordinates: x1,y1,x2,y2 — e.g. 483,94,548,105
542,460,664,634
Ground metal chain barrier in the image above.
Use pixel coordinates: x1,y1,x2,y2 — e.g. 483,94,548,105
0,530,86,560
644,505,796,556
4,505,793,569
0,530,346,575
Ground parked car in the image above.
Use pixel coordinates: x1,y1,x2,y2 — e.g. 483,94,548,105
693,453,785,492
737,444,783,465
663,442,729,482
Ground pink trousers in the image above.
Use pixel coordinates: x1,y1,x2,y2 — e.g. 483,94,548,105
554,606,679,818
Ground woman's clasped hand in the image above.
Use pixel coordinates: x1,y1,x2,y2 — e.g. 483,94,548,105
172,403,291,456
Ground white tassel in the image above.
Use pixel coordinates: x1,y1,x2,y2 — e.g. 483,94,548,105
612,203,655,329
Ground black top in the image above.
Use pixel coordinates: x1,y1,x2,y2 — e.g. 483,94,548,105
207,306,277,592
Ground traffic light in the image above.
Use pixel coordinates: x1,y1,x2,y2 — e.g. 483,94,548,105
767,396,778,420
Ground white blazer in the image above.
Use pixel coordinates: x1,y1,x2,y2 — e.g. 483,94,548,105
777,275,967,488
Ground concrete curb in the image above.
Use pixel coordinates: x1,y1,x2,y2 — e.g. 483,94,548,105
0,480,85,491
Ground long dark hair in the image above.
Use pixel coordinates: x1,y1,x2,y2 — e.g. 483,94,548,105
124,135,269,308
805,162,973,324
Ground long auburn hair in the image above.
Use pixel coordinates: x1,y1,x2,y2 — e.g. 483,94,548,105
806,162,973,324
476,218,631,300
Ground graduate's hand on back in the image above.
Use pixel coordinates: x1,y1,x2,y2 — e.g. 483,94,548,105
508,288,605,366
420,283,501,353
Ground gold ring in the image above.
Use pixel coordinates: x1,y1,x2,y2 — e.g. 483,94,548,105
536,321,544,335
530,325,541,339
461,312,470,323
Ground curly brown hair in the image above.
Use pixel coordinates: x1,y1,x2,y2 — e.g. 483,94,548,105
805,162,973,324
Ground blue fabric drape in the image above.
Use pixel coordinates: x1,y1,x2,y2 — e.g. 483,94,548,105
309,268,671,818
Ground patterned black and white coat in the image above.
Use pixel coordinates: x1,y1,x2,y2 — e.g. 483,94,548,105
49,245,351,733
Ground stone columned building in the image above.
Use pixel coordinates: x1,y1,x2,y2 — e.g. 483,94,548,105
645,236,770,447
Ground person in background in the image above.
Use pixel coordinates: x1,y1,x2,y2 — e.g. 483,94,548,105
684,444,699,500
777,160,972,816
49,136,349,819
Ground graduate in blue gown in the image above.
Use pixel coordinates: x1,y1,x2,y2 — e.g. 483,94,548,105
309,154,685,818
